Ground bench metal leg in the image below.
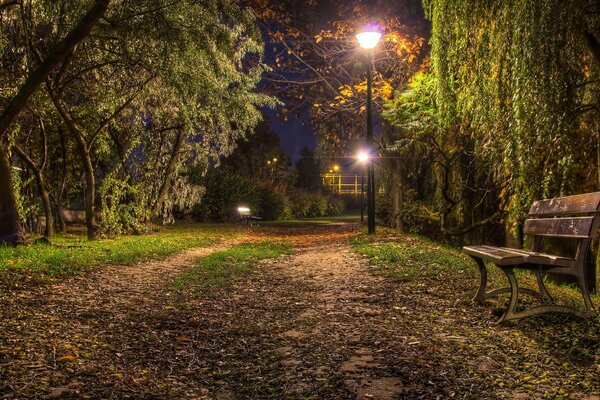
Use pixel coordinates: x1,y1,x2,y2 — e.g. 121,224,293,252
471,256,488,304
535,268,553,305
498,267,520,324
576,272,595,314
471,256,545,304
498,267,594,324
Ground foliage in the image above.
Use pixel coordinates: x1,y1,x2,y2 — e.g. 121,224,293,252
195,170,263,222
294,147,323,192
422,0,600,239
1,0,276,239
171,241,290,290
98,177,149,236
258,186,287,221
286,189,343,219
376,188,423,234
246,0,428,154
221,119,291,189
383,71,500,241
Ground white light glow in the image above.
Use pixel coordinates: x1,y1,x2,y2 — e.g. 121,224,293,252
357,152,369,163
237,207,250,213
356,31,381,49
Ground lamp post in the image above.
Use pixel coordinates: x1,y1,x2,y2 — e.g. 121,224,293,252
356,30,381,234
357,151,368,223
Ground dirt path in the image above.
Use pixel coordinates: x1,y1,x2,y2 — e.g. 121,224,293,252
2,223,597,399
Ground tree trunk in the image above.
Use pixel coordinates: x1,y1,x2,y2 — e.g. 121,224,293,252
75,136,96,240
151,129,185,220
13,146,54,238
0,146,24,244
389,157,404,232
54,199,66,233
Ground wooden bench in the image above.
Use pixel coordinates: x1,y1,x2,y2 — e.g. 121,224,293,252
237,206,261,225
464,192,600,324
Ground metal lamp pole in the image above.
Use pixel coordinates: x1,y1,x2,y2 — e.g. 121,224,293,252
360,170,365,222
357,30,381,234
366,56,376,234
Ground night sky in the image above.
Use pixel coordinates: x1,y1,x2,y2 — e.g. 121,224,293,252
261,0,428,164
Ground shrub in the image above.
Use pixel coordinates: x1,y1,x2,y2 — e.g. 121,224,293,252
286,189,343,218
194,170,262,222
259,186,286,220
325,196,345,216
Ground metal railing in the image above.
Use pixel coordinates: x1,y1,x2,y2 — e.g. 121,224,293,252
322,173,365,195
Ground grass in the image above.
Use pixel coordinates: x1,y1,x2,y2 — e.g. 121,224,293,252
0,223,241,283
351,228,600,306
172,241,291,290
351,229,479,281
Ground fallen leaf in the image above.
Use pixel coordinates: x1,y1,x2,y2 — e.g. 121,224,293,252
56,355,77,363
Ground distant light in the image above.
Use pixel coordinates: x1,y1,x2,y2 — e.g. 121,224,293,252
333,165,340,172
237,206,250,213
273,157,278,162
267,160,271,164
357,151,369,163
356,31,381,49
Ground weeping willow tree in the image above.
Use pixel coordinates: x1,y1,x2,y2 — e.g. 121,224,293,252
423,0,600,241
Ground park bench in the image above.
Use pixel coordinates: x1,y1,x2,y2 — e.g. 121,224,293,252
464,192,600,324
237,206,261,225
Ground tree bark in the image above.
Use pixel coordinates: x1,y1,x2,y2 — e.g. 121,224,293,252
151,129,185,220
0,146,24,244
390,157,404,232
13,145,54,238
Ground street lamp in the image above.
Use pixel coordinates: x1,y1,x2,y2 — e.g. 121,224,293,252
357,28,381,234
356,151,369,223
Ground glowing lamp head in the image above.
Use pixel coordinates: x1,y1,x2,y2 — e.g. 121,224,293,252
356,31,381,49
357,152,369,163
333,165,340,172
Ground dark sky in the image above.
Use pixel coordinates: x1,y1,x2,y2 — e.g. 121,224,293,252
261,0,428,164
269,113,317,162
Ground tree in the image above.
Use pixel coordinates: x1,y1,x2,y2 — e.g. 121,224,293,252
1,0,275,241
424,0,600,242
222,119,290,188
384,72,501,240
0,0,110,244
295,147,322,192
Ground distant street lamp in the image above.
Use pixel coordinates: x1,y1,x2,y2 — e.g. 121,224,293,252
357,29,381,234
356,151,369,223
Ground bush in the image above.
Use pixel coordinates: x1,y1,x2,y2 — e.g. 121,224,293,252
194,170,262,222
326,196,345,216
287,189,343,218
259,186,286,220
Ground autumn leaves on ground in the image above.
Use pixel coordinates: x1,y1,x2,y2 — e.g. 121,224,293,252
1,220,599,400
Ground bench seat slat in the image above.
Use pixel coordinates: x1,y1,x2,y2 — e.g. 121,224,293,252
464,245,527,266
463,245,576,267
496,248,575,267
523,216,596,238
528,192,600,216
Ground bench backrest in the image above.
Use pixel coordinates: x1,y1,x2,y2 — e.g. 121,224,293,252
525,192,600,240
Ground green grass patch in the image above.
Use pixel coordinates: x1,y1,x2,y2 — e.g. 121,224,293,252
172,241,291,290
351,229,600,306
0,223,240,283
351,230,478,281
